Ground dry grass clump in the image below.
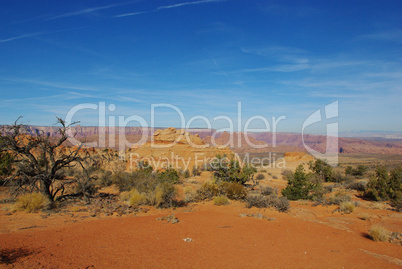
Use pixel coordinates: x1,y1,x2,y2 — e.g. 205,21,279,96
120,183,176,208
128,189,147,206
339,201,355,213
195,182,219,201
195,181,247,201
369,225,390,242
119,191,131,202
370,202,385,210
245,193,290,212
183,187,196,203
213,195,230,206
328,191,351,205
13,193,50,213
359,213,370,220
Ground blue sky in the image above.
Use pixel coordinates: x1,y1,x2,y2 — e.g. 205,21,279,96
0,0,401,133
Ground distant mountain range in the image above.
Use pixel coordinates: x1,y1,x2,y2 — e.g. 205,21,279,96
4,125,402,154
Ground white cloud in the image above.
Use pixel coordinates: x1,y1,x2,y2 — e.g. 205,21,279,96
114,0,224,18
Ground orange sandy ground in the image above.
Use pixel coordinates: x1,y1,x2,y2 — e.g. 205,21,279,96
0,200,401,269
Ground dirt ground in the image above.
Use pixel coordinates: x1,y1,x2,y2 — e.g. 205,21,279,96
1,153,401,268
0,198,401,269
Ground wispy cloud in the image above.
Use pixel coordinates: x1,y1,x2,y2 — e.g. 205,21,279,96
358,30,402,43
2,78,100,92
0,26,88,44
0,32,43,43
46,2,131,20
115,0,224,18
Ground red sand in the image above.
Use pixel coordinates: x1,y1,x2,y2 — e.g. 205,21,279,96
1,202,401,268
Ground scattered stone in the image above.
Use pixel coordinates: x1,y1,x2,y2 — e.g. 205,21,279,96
239,213,275,221
183,238,192,242
156,214,180,224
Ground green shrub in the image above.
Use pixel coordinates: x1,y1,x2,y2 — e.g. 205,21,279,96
346,165,368,177
213,195,230,206
309,159,333,182
158,167,180,184
339,201,355,213
210,155,256,185
192,166,201,176
0,151,13,179
365,165,402,202
13,193,50,212
282,165,316,200
369,226,390,242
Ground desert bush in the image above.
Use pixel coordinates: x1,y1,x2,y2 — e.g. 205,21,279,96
365,165,402,202
281,169,293,180
1,118,96,202
309,159,333,182
213,195,230,206
128,189,147,206
146,183,176,208
13,192,50,213
345,165,368,177
339,201,355,213
183,187,196,203
369,226,390,242
260,186,277,196
218,182,247,200
282,165,316,200
113,171,136,192
256,174,265,180
328,191,351,205
272,175,278,179
245,193,269,208
347,180,367,192
331,171,347,183
158,167,180,184
359,213,370,220
210,155,256,185
0,150,13,180
192,166,201,176
183,169,190,179
393,199,402,212
324,184,334,193
98,170,113,187
275,196,290,212
195,182,219,201
119,191,131,202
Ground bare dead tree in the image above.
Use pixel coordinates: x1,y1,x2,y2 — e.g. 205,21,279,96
0,117,96,202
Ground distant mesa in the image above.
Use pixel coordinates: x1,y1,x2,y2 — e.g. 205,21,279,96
152,127,204,145
128,127,233,170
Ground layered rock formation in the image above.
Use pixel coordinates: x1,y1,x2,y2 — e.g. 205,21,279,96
127,128,234,171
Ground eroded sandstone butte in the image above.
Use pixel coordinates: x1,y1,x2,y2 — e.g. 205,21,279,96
126,127,234,171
